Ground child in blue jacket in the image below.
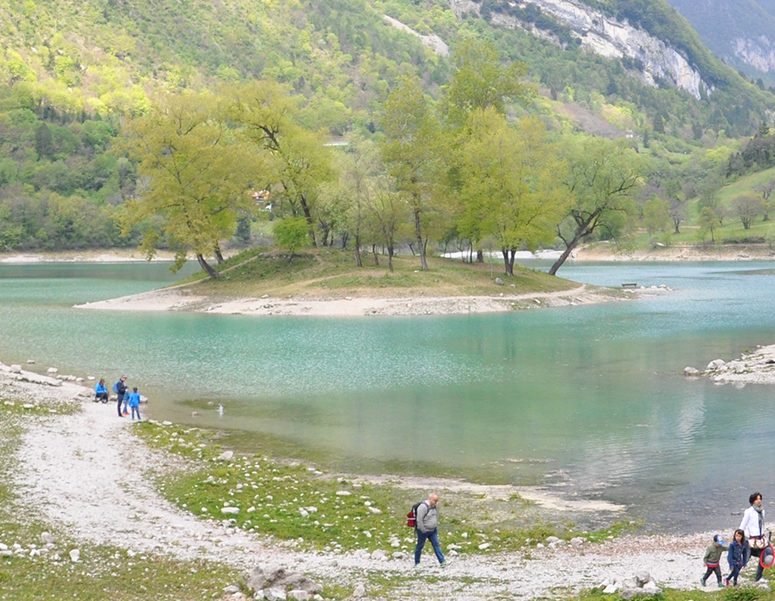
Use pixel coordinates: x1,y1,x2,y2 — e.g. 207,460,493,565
725,529,750,586
128,387,142,421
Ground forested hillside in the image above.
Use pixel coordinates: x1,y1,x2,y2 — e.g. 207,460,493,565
0,0,773,271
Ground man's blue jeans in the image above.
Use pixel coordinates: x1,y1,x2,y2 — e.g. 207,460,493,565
414,528,445,565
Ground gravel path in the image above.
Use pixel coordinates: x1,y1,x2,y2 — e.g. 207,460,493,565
4,363,766,599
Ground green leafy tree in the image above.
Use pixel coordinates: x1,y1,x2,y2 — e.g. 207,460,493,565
368,186,407,273
380,76,443,271
440,37,530,127
755,179,775,221
643,196,670,234
224,81,334,247
121,91,267,278
549,138,642,275
457,109,564,276
698,206,722,243
323,141,382,266
273,216,309,259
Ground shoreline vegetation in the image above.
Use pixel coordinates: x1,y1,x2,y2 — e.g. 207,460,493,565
3,354,775,599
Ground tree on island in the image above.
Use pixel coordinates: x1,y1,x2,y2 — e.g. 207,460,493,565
380,76,443,272
549,138,642,275
273,216,309,260
456,109,564,276
224,81,333,247
120,91,270,278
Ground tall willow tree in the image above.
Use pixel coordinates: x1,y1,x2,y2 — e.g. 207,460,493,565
380,76,443,271
224,81,333,247
549,137,643,275
457,109,565,275
442,37,532,262
121,91,268,278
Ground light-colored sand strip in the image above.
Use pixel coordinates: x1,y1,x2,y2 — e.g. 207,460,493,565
74,285,641,317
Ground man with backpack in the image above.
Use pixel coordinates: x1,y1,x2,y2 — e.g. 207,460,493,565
113,375,127,417
413,493,447,568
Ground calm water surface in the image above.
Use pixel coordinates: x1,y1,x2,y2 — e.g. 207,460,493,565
1,259,775,531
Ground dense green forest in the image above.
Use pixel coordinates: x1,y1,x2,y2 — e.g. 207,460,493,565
0,0,773,273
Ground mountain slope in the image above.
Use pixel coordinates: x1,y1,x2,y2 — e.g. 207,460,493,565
666,0,775,84
0,0,774,253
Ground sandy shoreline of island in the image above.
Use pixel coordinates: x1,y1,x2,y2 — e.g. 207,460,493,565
72,284,656,317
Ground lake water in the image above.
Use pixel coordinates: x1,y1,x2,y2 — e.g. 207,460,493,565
1,259,775,532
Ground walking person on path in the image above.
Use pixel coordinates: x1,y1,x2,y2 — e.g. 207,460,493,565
114,376,127,417
726,529,750,586
128,387,142,421
740,491,767,582
414,493,447,568
701,533,727,587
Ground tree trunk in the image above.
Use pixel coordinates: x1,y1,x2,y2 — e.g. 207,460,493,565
371,244,380,266
501,249,513,276
354,235,362,267
299,193,317,246
414,206,428,271
196,253,218,279
549,239,580,276
673,218,681,235
476,249,484,263
214,244,225,264
319,223,330,247
387,245,394,272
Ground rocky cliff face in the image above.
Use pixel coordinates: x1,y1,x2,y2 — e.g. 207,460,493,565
732,37,775,74
450,0,709,99
666,0,775,81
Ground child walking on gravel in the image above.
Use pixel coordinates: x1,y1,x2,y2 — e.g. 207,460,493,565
701,534,726,587
725,529,750,586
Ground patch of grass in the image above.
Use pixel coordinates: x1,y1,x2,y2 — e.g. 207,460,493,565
574,584,772,601
171,247,579,299
134,422,639,560
0,550,240,601
0,399,79,417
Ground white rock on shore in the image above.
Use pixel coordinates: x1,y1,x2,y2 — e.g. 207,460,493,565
689,344,775,385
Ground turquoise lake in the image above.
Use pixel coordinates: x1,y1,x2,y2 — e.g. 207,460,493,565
1,259,775,531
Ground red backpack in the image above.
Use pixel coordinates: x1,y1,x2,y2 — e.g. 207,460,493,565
406,501,425,528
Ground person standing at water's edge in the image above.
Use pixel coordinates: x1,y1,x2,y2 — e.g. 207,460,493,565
114,375,127,417
414,493,447,568
740,491,767,582
128,387,142,421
